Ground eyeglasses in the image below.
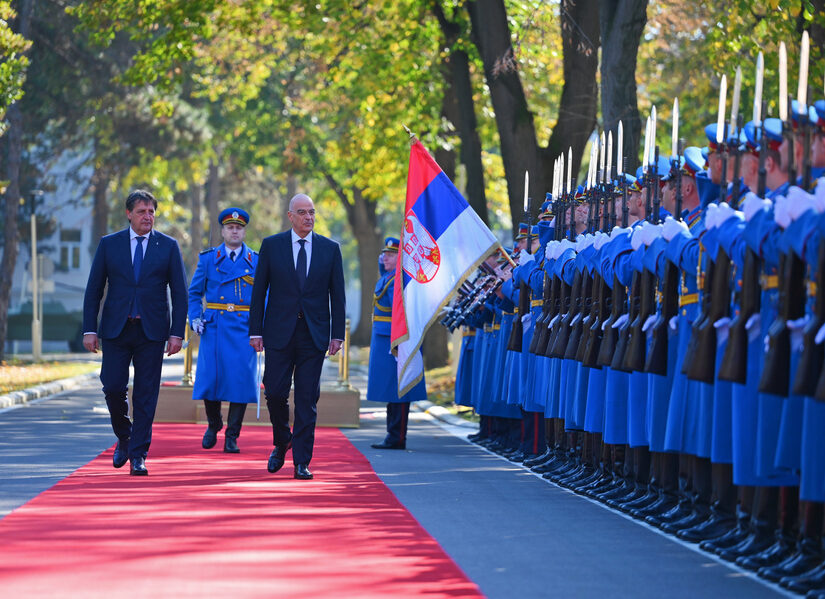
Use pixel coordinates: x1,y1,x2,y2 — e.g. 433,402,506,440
293,209,315,216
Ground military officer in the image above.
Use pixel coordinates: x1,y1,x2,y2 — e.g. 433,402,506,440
188,207,260,453
368,237,427,450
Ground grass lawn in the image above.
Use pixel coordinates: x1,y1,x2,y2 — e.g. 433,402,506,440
424,365,478,423
0,360,99,394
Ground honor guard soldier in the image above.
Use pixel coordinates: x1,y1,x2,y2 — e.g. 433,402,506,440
188,207,260,453
368,237,427,449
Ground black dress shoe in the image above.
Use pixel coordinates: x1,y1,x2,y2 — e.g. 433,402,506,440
202,427,219,449
784,560,825,593
224,436,240,453
524,449,553,468
267,444,289,473
129,456,148,476
371,441,406,450
737,533,797,571
677,511,737,543
760,538,824,583
717,523,776,562
113,438,129,469
294,464,313,480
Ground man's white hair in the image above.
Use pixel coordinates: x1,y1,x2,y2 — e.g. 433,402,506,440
288,194,314,212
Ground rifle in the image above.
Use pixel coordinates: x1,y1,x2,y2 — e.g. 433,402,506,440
760,104,808,396
598,162,630,367
530,198,560,355
623,147,660,371
719,102,768,383
506,197,534,352
581,173,613,366
794,242,825,395
646,141,683,375
566,186,597,360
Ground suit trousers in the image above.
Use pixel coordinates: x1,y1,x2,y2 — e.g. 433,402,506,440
263,316,326,464
100,319,165,459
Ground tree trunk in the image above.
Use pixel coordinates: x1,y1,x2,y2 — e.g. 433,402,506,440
346,187,381,347
600,0,648,174
545,0,600,191
467,0,599,233
90,163,109,251
808,0,825,60
189,183,203,272
433,1,489,226
467,0,540,233
205,159,220,247
0,0,34,361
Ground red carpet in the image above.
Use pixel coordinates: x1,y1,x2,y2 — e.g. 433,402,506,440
0,424,483,598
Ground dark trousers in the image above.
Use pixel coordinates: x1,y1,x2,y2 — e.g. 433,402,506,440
204,400,247,439
385,402,410,445
519,409,547,455
263,317,325,465
100,319,165,459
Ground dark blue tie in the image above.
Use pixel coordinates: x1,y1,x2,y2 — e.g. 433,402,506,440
133,236,145,280
130,236,145,317
296,239,307,289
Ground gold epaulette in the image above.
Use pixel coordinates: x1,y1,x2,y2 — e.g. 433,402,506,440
241,275,254,285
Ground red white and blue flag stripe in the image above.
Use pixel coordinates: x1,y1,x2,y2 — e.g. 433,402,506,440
391,141,498,395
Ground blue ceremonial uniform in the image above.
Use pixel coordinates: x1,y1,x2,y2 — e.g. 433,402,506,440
189,243,260,406
368,238,427,449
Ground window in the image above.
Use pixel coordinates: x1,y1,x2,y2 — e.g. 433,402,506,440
59,229,81,270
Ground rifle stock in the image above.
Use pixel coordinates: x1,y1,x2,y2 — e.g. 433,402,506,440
793,247,824,396
645,262,679,375
597,274,627,366
718,250,762,383
549,269,581,358
611,271,640,372
685,249,731,383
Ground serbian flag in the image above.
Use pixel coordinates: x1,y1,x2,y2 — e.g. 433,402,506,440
391,141,498,395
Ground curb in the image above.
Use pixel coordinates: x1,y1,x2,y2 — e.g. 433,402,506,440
0,372,99,410
414,400,475,429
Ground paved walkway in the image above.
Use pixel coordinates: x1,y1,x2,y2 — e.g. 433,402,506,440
0,357,789,598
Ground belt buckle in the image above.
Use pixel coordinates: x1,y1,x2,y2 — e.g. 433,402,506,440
226,303,235,312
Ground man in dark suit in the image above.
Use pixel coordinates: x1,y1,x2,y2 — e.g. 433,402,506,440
249,193,346,480
83,189,188,476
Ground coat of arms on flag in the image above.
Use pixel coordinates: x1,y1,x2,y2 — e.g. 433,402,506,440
390,139,499,395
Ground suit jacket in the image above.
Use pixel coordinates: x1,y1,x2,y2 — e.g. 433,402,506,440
83,228,188,341
249,230,346,352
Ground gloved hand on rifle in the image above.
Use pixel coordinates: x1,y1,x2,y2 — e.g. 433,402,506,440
630,226,645,250
773,193,792,229
713,202,743,229
786,186,822,221
518,250,535,266
640,222,663,246
704,203,719,229
662,215,689,241
593,231,611,250
741,191,771,222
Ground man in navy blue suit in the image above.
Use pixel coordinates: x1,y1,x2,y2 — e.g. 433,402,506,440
249,193,346,480
83,189,188,476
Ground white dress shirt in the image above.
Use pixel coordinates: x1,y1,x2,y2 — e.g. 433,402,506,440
130,227,150,261
291,229,312,276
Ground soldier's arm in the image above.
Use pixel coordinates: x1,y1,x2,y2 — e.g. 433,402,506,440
187,251,209,323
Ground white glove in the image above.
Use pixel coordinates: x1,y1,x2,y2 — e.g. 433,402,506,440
705,203,719,229
814,177,825,212
815,320,825,345
642,223,663,246
742,191,771,222
788,315,810,353
715,202,743,228
518,250,536,266
662,216,689,241
593,231,610,250
786,186,818,221
191,318,204,335
746,313,762,343
521,312,532,328
558,238,576,257
669,315,679,331
611,313,629,329
548,313,561,329
714,316,731,348
570,312,582,326
548,216,557,228
630,226,645,250
610,226,630,240
773,193,792,229
642,314,658,333
545,240,556,260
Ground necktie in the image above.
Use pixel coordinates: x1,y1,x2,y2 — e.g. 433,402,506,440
133,236,145,281
131,236,145,318
230,250,236,262
296,239,307,289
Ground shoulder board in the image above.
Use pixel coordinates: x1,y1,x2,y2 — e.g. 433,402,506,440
200,247,215,255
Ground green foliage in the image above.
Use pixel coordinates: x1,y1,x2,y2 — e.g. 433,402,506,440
0,1,30,134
